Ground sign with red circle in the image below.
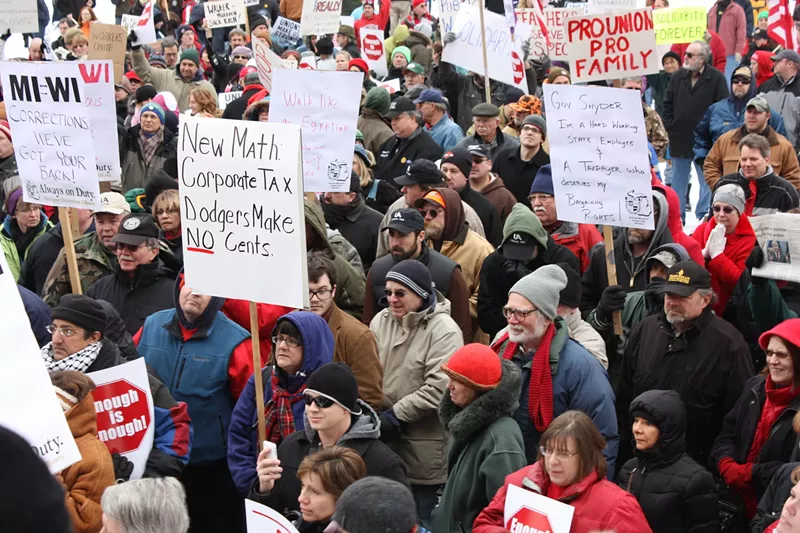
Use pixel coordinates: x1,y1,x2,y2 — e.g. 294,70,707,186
362,33,384,61
503,485,574,533
506,507,554,533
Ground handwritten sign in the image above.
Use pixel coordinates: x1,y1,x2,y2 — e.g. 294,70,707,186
1,61,101,209
0,0,38,34
273,16,301,44
78,61,122,182
246,500,301,533
0,251,82,474
588,0,638,13
361,27,388,78
252,33,291,93
120,14,140,33
504,485,574,533
544,84,654,230
218,91,243,110
518,6,585,60
653,7,706,44
132,0,157,44
205,0,246,29
439,0,477,34
567,8,658,82
269,70,362,192
301,0,342,36
89,24,127,84
179,116,309,307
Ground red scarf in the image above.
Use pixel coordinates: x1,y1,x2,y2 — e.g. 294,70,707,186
263,372,306,444
493,323,556,431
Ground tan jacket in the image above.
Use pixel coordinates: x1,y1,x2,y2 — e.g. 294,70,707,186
561,308,608,370
704,126,800,189
370,294,463,484
131,48,217,112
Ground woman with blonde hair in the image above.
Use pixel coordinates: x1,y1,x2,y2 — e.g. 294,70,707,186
187,88,220,117
151,189,182,262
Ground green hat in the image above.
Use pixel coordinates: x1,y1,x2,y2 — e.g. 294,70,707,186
392,46,412,63
364,87,391,116
179,48,200,67
337,24,355,39
758,10,768,19
472,102,500,117
403,62,425,75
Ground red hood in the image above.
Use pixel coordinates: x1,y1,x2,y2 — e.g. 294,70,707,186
221,299,293,341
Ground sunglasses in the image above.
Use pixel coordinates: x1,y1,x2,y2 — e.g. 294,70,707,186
115,242,142,252
684,52,695,58
712,205,735,214
732,76,750,85
418,208,442,218
303,394,336,408
384,288,408,298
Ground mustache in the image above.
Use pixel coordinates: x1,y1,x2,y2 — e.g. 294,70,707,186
533,206,547,213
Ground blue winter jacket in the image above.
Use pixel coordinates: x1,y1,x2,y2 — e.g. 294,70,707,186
18,285,51,347
227,311,334,495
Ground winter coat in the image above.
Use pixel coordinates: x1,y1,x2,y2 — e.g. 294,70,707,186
663,66,730,158
751,462,800,533
478,176,516,224
247,401,409,510
550,221,603,274
652,182,706,265
373,127,444,187
130,48,216,112
361,176,402,214
119,125,179,192
321,196,383,272
456,128,520,162
224,84,265,120
715,169,800,216
18,285,51,347
491,145,551,205
431,360,526,533
20,222,92,296
692,214,756,315
358,108,394,157
561,309,608,370
427,114,465,152
404,31,432,75
617,390,719,533
708,1,747,56
474,462,653,533
279,0,302,20
227,312,334,495
757,73,800,148
1,213,50,283
434,61,508,132
42,232,117,307
619,307,756,465
370,294,464,485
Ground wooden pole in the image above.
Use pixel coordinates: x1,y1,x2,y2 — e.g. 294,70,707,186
602,225,623,335
99,182,112,194
477,0,492,104
249,301,267,446
59,207,83,295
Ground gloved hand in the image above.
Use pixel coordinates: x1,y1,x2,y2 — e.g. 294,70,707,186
595,285,626,322
746,244,765,271
718,457,753,490
127,30,140,50
502,259,532,281
521,39,531,62
378,409,403,443
442,32,457,46
1,28,10,41
111,452,134,482
705,224,727,259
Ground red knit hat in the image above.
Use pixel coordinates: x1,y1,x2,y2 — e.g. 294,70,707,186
759,319,800,351
442,344,502,391
412,0,426,7
349,58,370,74
0,120,11,143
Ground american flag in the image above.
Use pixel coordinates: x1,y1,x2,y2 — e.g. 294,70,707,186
532,0,551,46
768,0,797,51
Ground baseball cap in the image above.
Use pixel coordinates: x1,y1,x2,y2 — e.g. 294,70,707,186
403,62,425,75
413,88,444,105
746,95,770,112
382,208,425,234
661,261,712,297
501,231,538,261
95,192,132,216
771,49,800,63
645,248,681,274
110,214,160,246
385,97,416,119
467,144,491,159
414,190,446,209
394,159,443,186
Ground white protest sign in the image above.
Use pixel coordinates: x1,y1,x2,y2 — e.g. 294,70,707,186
442,4,530,91
0,0,38,34
340,15,354,27
205,0,246,29
544,84,654,230
121,14,141,34
439,0,477,34
588,0,638,13
519,6,586,60
360,27,388,78
78,61,122,182
269,70,361,192
246,499,301,533
301,0,342,36
0,252,82,474
1,61,101,209
179,116,309,308
87,358,154,480
504,485,575,533
132,0,157,44
252,33,291,93
751,213,800,283
273,16,301,44
377,78,401,93
218,90,243,110
567,8,658,82
244,0,259,5
504,0,517,35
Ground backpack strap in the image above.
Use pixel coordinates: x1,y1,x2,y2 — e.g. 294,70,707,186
367,179,381,201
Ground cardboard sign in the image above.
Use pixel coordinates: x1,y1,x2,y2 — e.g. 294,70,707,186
518,6,586,60
567,8,658,82
205,0,246,29
178,116,309,308
77,61,123,182
441,4,530,91
1,61,101,209
439,0,477,34
218,90,243,110
273,16,301,43
88,24,127,84
361,27,388,78
588,0,638,13
301,0,342,36
653,7,706,44
246,500,301,533
252,34,292,93
120,14,141,34
0,0,38,34
504,485,575,533
544,84,654,230
132,0,157,45
87,358,154,480
269,70,362,192
0,252,82,474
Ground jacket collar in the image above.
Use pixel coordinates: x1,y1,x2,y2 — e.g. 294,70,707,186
526,462,602,503
733,124,777,145
658,304,714,336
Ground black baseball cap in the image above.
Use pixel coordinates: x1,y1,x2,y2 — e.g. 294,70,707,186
382,208,425,234
111,214,160,246
385,97,416,119
500,231,537,261
661,261,712,297
467,143,491,159
394,159,444,187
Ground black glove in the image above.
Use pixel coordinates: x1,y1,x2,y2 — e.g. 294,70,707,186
746,244,765,271
378,409,403,443
111,452,134,482
596,284,627,322
127,30,140,50
1,28,11,41
502,259,533,281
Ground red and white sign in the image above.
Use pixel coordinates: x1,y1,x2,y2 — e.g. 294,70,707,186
377,78,401,94
503,485,574,533
88,358,154,479
246,499,301,533
360,28,388,78
518,6,586,60
133,0,157,45
251,33,291,93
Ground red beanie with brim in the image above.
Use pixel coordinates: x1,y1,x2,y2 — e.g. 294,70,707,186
759,319,800,351
442,343,502,391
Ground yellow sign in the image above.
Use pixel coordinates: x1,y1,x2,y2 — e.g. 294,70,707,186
653,7,707,44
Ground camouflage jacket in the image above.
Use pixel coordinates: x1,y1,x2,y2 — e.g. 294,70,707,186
644,102,669,160
41,232,117,307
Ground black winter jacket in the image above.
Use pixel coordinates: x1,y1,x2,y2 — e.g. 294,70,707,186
750,462,800,533
617,390,719,533
458,185,502,248
20,222,92,295
222,85,263,120
716,170,800,216
374,128,444,187
321,197,383,272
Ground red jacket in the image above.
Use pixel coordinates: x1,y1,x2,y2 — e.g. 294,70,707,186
473,463,653,533
671,30,727,72
550,222,602,274
692,214,756,315
707,2,747,56
653,183,705,265
354,0,391,44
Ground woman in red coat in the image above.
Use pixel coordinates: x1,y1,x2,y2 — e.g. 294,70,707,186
692,183,756,316
473,411,652,533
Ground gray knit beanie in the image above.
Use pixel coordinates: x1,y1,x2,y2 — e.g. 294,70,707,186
509,264,568,320
332,477,418,533
713,183,746,215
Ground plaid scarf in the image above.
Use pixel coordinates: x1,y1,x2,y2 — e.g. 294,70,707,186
138,127,164,168
264,372,306,444
41,341,102,374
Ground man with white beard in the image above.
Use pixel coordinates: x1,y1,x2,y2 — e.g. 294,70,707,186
489,265,619,469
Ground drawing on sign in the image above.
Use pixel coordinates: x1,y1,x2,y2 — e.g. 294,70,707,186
328,159,349,185
120,14,140,33
625,192,652,216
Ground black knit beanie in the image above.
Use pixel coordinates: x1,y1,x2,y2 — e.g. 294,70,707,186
52,294,107,335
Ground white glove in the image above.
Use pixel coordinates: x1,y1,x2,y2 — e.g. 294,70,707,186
706,224,727,259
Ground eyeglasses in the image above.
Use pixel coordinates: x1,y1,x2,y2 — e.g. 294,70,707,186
539,446,579,461
502,306,539,321
115,242,143,252
712,205,735,214
309,288,333,301
155,208,179,216
384,288,409,298
303,394,336,408
46,324,78,337
528,194,553,203
418,208,442,219
684,52,695,58
765,349,792,360
272,335,302,348
233,55,249,60
732,76,750,85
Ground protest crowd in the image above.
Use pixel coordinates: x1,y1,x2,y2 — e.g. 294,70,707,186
5,0,800,531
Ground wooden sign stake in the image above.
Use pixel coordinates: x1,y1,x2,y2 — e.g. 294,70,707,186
59,207,83,295
602,225,623,335
249,301,267,446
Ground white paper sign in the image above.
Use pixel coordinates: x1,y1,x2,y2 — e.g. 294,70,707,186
544,84,654,230
588,0,638,13
0,0,38,34
751,213,800,283
178,116,309,308
205,0,246,29
218,90,243,110
442,5,530,91
132,0,157,44
87,358,154,480
360,27,388,78
1,61,101,210
269,70,361,192
340,15,354,27
567,8,659,82
439,0,477,34
244,0,259,6
120,14,141,34
301,0,342,36
246,499,301,533
273,16,301,43
504,485,575,533
377,78,401,93
0,252,82,474
78,61,122,182
252,33,291,93
519,6,586,60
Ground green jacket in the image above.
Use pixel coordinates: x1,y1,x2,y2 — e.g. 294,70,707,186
431,360,526,533
1,215,51,282
748,279,798,332
41,232,117,307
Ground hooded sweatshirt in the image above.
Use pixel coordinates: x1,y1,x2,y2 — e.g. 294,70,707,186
653,182,705,264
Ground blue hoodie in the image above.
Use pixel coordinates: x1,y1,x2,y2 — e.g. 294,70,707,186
227,311,334,495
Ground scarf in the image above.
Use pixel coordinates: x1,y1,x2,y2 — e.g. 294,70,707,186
40,341,102,373
264,371,306,444
138,127,164,168
495,323,556,431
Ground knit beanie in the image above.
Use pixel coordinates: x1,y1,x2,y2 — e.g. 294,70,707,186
52,294,107,335
332,477,418,533
530,164,554,196
442,344,502,391
305,363,362,414
175,24,193,42
135,84,158,104
349,58,369,73
282,50,301,61
153,92,179,116
179,48,200,67
661,50,681,66
231,45,252,58
557,262,581,309
354,144,372,167
713,183,746,214
522,114,547,138
547,67,570,84
441,146,472,179
509,264,568,320
140,102,166,124
392,46,412,64
6,188,23,215
386,259,434,308
365,87,391,115
0,119,11,143
148,54,166,68
355,129,364,142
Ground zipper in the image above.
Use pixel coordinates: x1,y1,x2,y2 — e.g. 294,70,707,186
175,357,189,390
